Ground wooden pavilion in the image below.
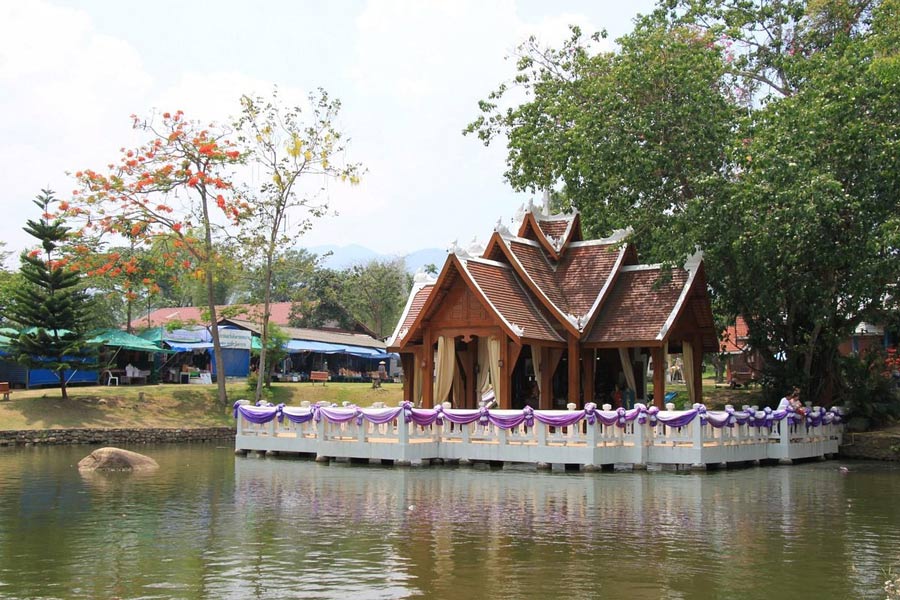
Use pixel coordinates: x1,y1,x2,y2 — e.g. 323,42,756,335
387,206,717,409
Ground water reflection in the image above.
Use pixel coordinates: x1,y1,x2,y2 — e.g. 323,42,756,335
0,445,898,599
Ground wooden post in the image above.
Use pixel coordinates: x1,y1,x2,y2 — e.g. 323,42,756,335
423,330,434,409
651,346,666,409
401,353,415,403
692,335,704,406
539,346,553,410
499,335,511,409
582,348,595,403
567,334,581,406
462,342,476,409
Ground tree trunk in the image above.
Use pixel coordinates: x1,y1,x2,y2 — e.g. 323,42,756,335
126,298,133,334
198,184,227,405
59,370,68,400
255,250,275,403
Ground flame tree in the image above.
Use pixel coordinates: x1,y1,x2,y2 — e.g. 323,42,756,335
72,110,246,404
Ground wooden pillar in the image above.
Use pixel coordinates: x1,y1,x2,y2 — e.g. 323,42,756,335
462,342,476,409
581,348,596,403
692,335,704,406
539,346,553,410
499,336,511,409
567,334,581,406
423,330,434,409
401,352,415,403
651,346,665,409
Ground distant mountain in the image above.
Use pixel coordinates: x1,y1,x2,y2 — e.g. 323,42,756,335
305,244,447,274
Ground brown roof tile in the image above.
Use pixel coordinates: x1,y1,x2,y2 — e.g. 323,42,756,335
507,240,569,313
585,267,689,344
401,286,432,334
556,244,621,317
537,219,570,239
464,260,563,342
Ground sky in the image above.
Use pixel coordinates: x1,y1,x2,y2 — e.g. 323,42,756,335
0,0,657,263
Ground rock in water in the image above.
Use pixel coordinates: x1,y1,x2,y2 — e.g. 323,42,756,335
77,447,159,472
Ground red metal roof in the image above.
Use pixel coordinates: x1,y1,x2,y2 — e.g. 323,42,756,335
129,302,297,330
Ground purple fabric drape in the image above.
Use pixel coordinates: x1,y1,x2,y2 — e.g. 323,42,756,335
235,400,844,433
234,403,277,424
280,406,315,424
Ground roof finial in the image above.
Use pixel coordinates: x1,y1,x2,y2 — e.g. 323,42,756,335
542,188,551,216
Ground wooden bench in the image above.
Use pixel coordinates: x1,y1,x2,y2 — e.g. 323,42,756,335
310,371,329,385
0,382,9,401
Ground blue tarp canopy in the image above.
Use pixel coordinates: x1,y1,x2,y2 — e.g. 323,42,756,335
165,341,214,351
284,339,392,359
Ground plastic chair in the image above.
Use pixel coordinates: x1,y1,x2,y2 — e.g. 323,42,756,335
105,371,118,386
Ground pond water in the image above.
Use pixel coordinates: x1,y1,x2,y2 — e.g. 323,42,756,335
0,444,898,599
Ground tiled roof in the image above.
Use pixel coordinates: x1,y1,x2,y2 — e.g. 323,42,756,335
536,219,570,238
556,244,621,317
585,267,690,344
388,284,434,347
463,260,563,342
129,302,296,330
507,240,569,312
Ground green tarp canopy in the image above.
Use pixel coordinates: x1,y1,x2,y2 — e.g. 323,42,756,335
88,329,173,353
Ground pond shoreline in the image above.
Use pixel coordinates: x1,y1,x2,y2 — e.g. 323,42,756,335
0,426,235,447
840,430,900,461
1,425,897,462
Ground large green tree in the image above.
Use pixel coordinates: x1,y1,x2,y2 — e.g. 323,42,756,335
468,0,900,403
466,16,735,261
341,258,409,338
7,191,95,400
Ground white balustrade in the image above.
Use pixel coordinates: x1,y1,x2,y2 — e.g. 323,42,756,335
234,404,843,468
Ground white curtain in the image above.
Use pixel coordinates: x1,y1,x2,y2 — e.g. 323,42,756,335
414,354,423,405
488,336,501,401
531,345,542,394
434,336,456,404
451,358,464,407
683,340,696,404
477,337,491,393
618,347,636,393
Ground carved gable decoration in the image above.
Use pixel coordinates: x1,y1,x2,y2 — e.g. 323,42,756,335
432,286,491,326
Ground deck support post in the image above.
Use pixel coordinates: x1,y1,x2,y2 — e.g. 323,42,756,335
633,419,647,467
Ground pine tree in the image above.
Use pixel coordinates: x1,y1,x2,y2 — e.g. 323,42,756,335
8,190,94,399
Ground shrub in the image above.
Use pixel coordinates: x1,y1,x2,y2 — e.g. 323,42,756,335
835,349,900,431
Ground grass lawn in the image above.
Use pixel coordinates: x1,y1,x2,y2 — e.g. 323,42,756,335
0,376,769,431
0,382,403,431
648,376,767,409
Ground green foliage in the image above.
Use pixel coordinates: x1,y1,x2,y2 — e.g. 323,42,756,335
468,0,900,404
835,350,900,430
7,191,95,399
243,249,319,304
341,258,410,338
290,268,356,330
466,17,735,262
252,323,290,388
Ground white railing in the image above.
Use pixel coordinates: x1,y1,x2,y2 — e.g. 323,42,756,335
234,401,843,467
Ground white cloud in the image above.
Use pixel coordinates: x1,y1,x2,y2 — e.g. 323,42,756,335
0,0,152,259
